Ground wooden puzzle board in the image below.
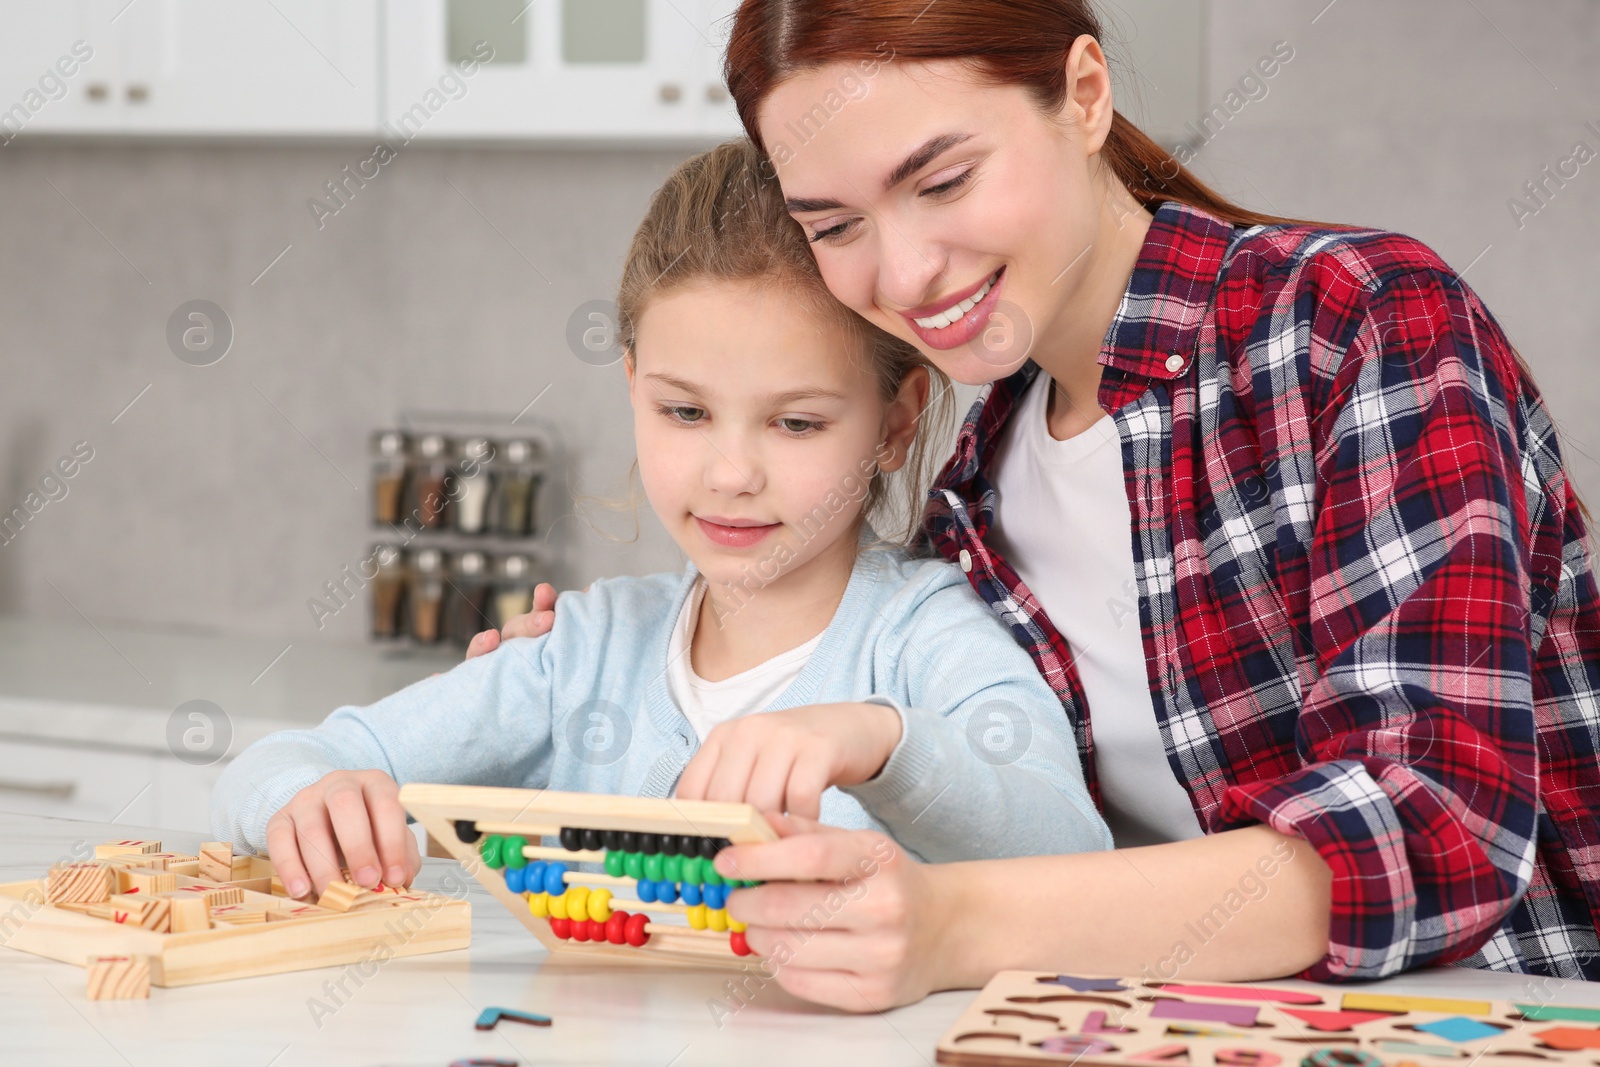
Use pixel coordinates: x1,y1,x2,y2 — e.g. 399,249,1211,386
0,847,470,988
401,782,777,970
936,972,1600,1067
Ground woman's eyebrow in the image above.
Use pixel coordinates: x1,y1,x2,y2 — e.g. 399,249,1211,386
783,132,976,214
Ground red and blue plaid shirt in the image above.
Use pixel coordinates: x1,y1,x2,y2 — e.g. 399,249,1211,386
924,199,1600,982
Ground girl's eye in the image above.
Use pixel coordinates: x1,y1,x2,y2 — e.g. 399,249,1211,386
658,404,706,425
778,417,822,435
809,219,855,244
922,168,974,197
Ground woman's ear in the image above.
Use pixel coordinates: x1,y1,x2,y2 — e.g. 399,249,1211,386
1062,33,1116,157
879,366,933,474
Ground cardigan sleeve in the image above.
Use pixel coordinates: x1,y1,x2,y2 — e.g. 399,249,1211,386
1213,265,1543,979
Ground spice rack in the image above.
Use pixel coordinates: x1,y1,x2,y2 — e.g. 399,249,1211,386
367,411,559,648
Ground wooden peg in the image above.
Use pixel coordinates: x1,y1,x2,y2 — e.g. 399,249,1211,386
85,954,151,1000
46,862,113,905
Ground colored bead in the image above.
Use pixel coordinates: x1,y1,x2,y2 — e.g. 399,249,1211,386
643,852,664,881
480,834,504,869
602,830,622,851
624,912,650,946
637,879,658,903
619,831,639,852
587,888,612,922
571,916,591,941
687,903,709,930
680,882,703,906
525,861,547,890
549,917,571,939
623,851,644,880
586,918,606,941
604,850,625,878
605,910,628,944
703,863,724,887
543,862,568,896
655,881,679,904
582,829,603,852
548,891,568,920
529,892,550,919
567,886,590,923
709,907,728,932
559,827,583,851
728,916,746,934
703,884,727,909
502,834,528,869
640,833,661,853
662,853,683,882
730,930,752,956
698,837,720,859
504,866,526,894
661,834,680,856
453,819,481,844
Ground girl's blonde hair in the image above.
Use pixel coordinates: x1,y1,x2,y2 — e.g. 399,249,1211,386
616,138,953,545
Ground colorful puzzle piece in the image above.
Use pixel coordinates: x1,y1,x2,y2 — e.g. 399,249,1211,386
1279,1009,1396,1032
1160,985,1323,1005
1534,1027,1600,1051
1150,999,1260,1027
1414,1016,1504,1043
1516,1005,1600,1024
1039,974,1131,992
474,1006,552,1031
1342,993,1492,1016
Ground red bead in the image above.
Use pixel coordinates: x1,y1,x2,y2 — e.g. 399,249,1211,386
729,931,752,957
586,919,606,941
606,911,629,944
549,917,572,940
624,911,650,947
571,917,591,941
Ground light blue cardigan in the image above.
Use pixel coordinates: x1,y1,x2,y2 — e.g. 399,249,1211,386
211,539,1112,863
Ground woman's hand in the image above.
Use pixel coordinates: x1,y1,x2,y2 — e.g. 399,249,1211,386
465,582,558,659
674,702,902,819
716,813,958,1012
264,769,420,899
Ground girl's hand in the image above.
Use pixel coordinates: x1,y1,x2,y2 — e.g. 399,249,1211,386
717,813,956,1012
674,702,902,819
465,582,558,659
263,769,420,899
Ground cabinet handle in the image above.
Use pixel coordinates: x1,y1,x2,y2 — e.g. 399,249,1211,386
658,83,682,104
0,777,77,800
86,83,109,102
705,84,728,104
126,84,150,103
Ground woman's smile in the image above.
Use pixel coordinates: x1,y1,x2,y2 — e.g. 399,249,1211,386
898,266,1006,349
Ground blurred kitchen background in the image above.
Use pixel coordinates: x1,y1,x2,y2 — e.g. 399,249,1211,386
0,0,1596,832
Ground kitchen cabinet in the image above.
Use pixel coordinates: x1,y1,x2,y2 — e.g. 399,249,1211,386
0,0,380,137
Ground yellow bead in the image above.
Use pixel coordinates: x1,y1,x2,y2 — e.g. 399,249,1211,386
728,916,747,934
567,885,590,924
548,891,568,920
687,903,708,930
587,888,612,923
529,892,550,919
708,907,728,932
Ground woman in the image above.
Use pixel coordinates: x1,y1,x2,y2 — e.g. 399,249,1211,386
476,0,1600,1010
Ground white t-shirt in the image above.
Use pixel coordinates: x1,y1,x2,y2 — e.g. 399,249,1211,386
665,578,825,740
988,371,1205,848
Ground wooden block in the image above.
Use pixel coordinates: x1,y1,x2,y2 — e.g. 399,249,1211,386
164,854,200,877
165,883,243,908
88,895,157,927
166,895,209,933
221,876,274,895
46,862,112,905
314,881,366,912
210,905,269,925
115,867,177,895
85,954,151,1000
197,842,233,882
94,840,160,859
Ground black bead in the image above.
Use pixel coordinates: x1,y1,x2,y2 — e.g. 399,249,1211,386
582,829,603,852
639,833,661,854
453,819,481,844
697,837,719,859
559,826,583,851
661,835,680,856
619,831,639,852
602,830,622,851
678,834,699,856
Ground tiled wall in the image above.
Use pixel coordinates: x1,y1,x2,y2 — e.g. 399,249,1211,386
1,0,1596,644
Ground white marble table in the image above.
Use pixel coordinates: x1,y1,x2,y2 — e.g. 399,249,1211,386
3,812,1597,1066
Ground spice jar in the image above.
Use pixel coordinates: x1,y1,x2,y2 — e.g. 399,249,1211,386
370,431,408,526
495,553,536,628
453,437,494,534
409,548,446,643
492,438,541,536
413,434,451,529
448,550,494,644
369,544,406,639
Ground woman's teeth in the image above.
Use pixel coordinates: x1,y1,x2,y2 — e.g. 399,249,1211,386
914,270,998,330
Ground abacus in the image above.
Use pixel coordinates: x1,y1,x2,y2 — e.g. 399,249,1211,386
399,782,776,968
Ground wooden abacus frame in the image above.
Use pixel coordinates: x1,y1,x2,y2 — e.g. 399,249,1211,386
400,782,776,969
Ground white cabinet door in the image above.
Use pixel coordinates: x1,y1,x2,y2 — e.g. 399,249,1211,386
694,0,742,137
0,0,379,138
384,0,707,140
0,740,161,827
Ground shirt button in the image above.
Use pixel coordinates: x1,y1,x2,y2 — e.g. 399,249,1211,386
1165,353,1187,373
958,549,973,573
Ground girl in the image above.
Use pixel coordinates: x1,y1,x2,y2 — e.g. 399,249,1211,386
209,139,1112,901
484,0,1600,1013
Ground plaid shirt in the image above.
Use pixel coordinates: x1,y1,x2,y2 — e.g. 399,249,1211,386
924,200,1600,983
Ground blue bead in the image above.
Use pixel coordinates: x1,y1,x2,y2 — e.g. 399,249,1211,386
637,878,658,903
504,866,526,894
525,861,547,889
704,883,727,909
656,881,679,904
680,882,702,906
543,861,568,896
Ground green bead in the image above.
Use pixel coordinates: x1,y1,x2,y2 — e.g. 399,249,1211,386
502,834,527,869
643,852,664,880
604,850,625,878
623,851,644,880
703,862,723,887
682,855,704,884
662,853,683,882
480,834,504,870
